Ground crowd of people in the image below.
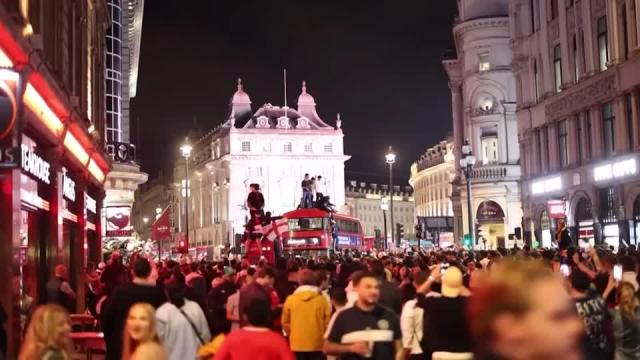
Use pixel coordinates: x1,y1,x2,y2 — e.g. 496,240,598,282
16,244,640,360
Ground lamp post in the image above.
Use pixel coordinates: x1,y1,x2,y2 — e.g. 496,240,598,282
459,140,477,246
386,146,397,247
380,197,389,251
180,138,193,253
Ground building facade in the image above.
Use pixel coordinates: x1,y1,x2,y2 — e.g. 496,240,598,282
132,170,173,241
174,80,349,259
0,1,111,356
444,0,523,249
102,0,148,253
409,138,457,240
344,181,415,243
510,0,640,248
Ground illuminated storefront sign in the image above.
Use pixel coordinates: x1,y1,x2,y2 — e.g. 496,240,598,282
531,176,562,195
62,168,76,202
594,158,637,182
20,144,50,184
105,206,133,237
85,193,97,214
547,199,566,219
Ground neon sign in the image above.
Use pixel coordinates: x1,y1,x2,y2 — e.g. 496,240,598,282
593,158,637,182
62,168,76,202
20,144,50,184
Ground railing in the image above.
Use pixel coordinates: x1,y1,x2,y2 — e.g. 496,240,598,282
471,164,520,182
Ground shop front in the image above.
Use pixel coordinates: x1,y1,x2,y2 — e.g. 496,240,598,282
476,200,505,249
0,46,108,355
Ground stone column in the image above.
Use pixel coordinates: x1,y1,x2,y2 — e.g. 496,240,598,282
625,0,638,51
607,0,624,65
614,96,630,153
539,0,555,95
0,167,21,356
590,106,605,160
568,115,580,166
636,0,640,51
548,124,560,171
630,89,640,150
582,0,597,75
559,0,572,86
71,172,87,314
450,82,464,163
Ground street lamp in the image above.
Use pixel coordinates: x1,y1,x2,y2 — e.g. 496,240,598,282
459,140,477,247
380,197,389,251
386,146,397,247
143,217,149,224
180,138,193,253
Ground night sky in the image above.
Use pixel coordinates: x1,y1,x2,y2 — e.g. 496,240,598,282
131,0,457,185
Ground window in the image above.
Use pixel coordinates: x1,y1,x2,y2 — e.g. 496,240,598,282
602,102,615,157
284,142,292,153
553,45,562,93
550,0,559,20
530,0,537,33
577,115,584,163
558,121,568,167
481,135,499,165
479,52,490,72
622,4,629,59
534,59,541,101
597,16,609,72
288,217,325,231
542,127,550,168
584,111,593,159
572,34,580,82
627,94,634,149
324,143,333,153
241,141,251,152
304,143,313,153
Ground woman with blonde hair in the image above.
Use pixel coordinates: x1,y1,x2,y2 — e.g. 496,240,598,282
18,304,73,360
122,303,167,360
610,282,640,360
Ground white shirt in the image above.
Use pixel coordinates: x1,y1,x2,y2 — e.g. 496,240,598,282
401,299,423,354
156,299,211,360
316,180,326,194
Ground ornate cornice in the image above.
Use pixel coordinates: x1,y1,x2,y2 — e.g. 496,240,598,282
545,73,617,121
453,16,510,38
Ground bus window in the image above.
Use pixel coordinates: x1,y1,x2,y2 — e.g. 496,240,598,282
288,217,325,231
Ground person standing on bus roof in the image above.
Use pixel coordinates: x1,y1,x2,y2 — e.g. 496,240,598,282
246,184,265,226
301,174,311,208
315,176,326,201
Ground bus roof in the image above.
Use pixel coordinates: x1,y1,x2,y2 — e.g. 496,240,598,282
282,208,360,222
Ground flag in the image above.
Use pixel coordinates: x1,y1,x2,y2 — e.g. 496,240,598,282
152,206,171,240
266,218,289,241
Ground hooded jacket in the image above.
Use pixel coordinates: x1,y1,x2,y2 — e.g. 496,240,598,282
282,285,331,352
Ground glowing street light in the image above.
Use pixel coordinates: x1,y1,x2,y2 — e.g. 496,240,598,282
385,146,397,246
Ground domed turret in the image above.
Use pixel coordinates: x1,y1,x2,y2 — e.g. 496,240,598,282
297,80,316,106
232,78,251,105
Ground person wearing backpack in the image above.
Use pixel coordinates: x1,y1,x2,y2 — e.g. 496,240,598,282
156,272,211,360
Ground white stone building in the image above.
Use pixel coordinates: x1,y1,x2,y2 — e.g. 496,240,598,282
344,181,415,242
409,138,457,237
174,80,349,257
510,0,640,248
443,0,523,249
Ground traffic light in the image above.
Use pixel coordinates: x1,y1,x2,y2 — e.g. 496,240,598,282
475,225,482,244
396,223,405,242
463,234,473,248
415,224,423,239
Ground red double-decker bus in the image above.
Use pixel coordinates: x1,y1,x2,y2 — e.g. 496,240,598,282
281,208,364,256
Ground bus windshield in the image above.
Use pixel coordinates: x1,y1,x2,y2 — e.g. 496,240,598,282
288,217,326,231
